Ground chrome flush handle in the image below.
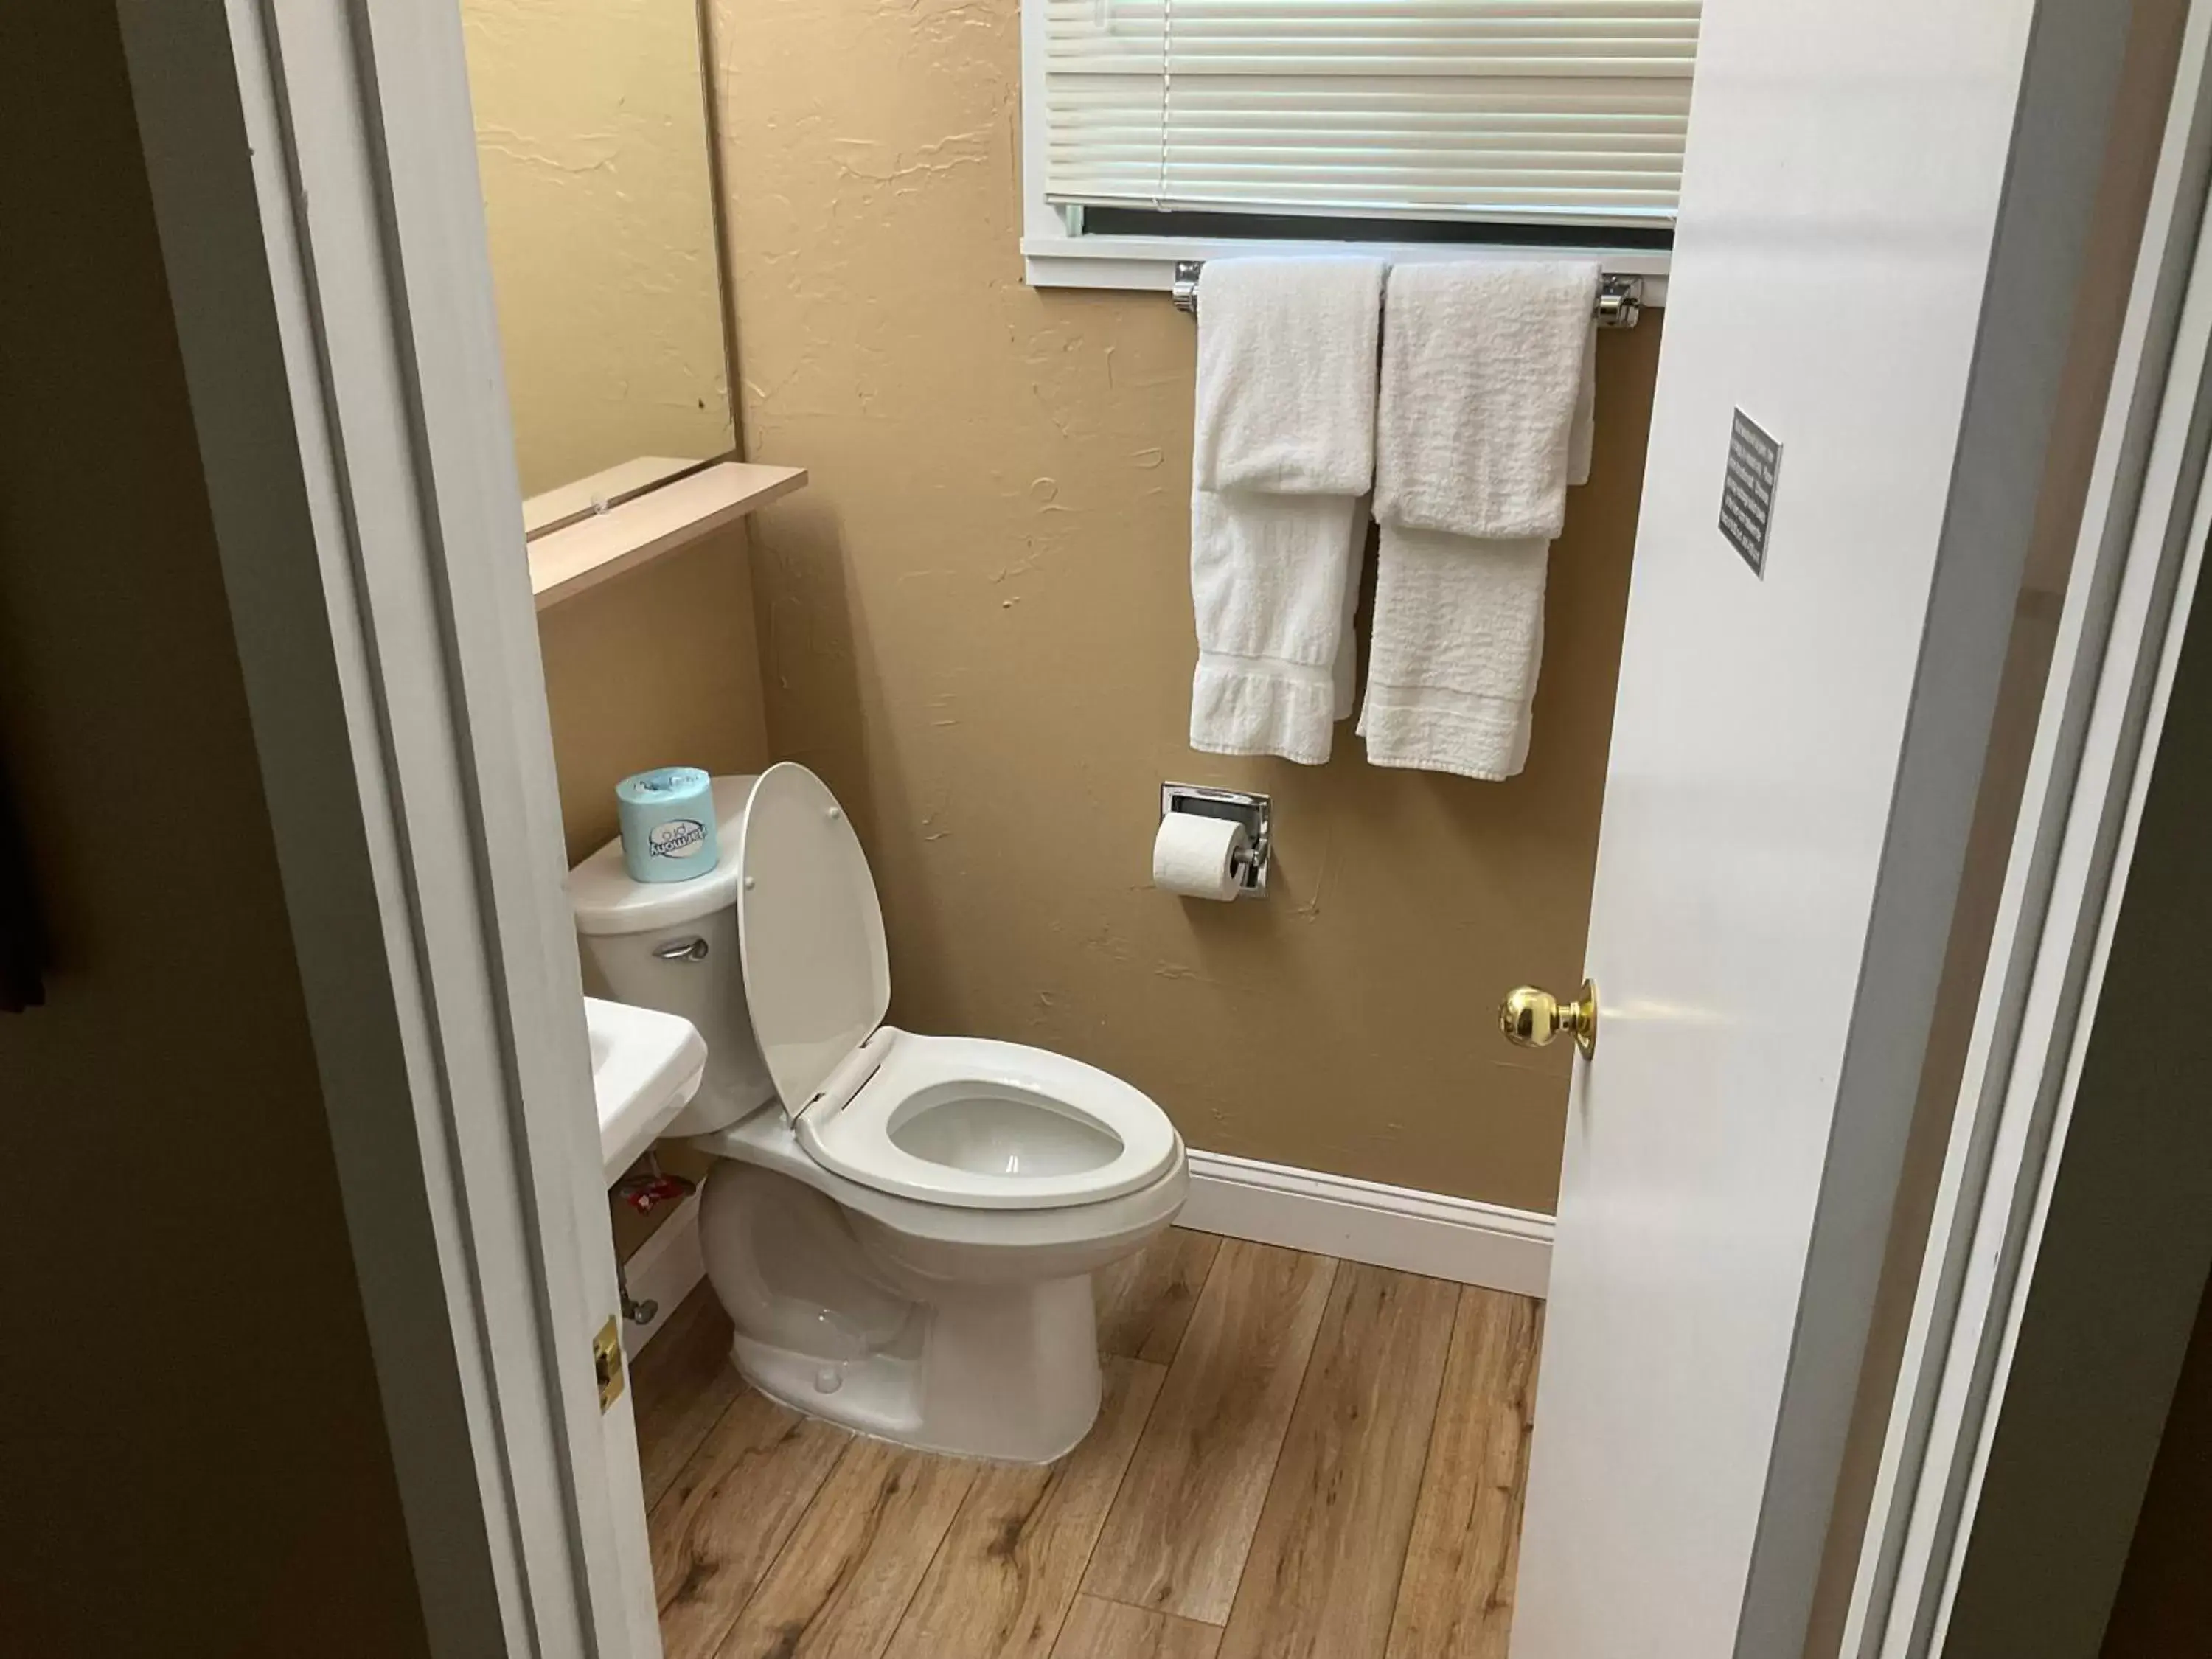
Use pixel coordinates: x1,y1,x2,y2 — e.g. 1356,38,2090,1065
650,936,709,962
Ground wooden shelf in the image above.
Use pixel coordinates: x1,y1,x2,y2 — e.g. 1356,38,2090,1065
528,460,807,611
522,456,704,538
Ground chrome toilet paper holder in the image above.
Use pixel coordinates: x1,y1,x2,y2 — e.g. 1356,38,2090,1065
1161,782,1272,899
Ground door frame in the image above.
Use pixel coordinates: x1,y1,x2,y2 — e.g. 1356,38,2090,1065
1846,3,2212,1652
103,0,2210,1655
112,0,655,1652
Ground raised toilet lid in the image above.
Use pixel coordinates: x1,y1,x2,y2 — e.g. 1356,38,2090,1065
736,762,1182,1212
735,762,891,1119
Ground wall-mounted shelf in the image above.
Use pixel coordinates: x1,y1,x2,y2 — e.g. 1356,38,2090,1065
528,460,807,611
523,456,704,538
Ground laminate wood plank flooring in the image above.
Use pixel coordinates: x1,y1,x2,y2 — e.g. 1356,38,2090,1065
1051,1596,1224,1659
1385,1290,1545,1659
1217,1262,1461,1659
1093,1228,1221,1364
714,1436,977,1659
635,1290,745,1511
881,1357,1164,1659
1082,1239,1338,1622
634,1227,1544,1659
650,1388,850,1659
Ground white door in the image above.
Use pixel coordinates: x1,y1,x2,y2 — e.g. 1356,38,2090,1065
1512,2,2143,1655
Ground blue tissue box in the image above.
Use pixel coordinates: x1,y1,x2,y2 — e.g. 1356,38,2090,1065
615,767,719,884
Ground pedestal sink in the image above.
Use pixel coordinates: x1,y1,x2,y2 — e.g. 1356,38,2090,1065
585,995,707,1182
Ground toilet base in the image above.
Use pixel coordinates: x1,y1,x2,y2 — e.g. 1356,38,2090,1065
697,1155,1135,1464
728,1273,1103,1464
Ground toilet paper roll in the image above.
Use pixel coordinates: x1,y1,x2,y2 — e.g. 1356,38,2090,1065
616,765,720,885
1152,813,1250,901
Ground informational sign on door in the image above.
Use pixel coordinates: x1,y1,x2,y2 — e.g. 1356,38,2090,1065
1719,409,1782,577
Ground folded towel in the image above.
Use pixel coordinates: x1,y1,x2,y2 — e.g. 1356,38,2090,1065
1332,499,1373,720
1568,326,1599,487
1194,256,1385,495
1374,260,1601,540
1191,490,1367,764
1358,525,1548,782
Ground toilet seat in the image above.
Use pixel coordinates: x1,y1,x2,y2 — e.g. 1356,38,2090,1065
694,1104,1187,1253
734,762,1180,1212
795,1028,1180,1210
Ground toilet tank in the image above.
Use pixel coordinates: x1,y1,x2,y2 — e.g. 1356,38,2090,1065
569,775,774,1138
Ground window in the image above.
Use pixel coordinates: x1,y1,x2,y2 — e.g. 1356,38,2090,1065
1020,0,1700,290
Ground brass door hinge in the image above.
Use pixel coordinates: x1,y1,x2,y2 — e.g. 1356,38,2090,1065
593,1315,625,1412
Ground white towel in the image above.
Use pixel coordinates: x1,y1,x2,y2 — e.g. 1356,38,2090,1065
1191,490,1366,764
1374,260,1600,540
1568,325,1599,487
1188,256,1382,763
1194,256,1385,495
1358,526,1548,782
1333,501,1372,720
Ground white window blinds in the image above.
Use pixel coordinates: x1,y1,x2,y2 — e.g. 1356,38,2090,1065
1041,1,1700,227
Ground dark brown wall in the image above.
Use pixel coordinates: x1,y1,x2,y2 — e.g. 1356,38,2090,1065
0,9,431,1655
2102,1274,2212,1654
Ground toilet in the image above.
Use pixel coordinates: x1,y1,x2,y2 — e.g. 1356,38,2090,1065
570,763,1188,1463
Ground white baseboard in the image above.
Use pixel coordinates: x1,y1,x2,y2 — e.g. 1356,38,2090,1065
619,1190,705,1359
622,1155,1551,1333
1180,1150,1554,1299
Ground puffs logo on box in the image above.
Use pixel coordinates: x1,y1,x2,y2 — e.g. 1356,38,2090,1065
647,818,709,860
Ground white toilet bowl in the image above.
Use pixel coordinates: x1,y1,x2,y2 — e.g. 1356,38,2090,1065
570,764,1188,1463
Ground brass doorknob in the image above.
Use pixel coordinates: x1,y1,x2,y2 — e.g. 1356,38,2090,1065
1500,979,1598,1059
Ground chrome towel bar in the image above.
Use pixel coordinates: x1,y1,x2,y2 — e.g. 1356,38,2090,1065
1169,260,1644,330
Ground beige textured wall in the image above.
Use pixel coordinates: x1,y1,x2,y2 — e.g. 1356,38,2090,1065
539,526,773,868
0,7,430,1651
711,0,1658,1210
462,0,734,496
539,530,775,1248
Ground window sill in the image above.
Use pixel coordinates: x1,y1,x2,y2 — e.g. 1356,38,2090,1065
1021,232,1671,305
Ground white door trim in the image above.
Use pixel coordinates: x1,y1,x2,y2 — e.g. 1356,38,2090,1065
1180,1151,1554,1298
113,0,655,1653
1846,6,2212,1652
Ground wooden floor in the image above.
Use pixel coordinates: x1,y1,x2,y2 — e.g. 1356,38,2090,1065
636,1228,1543,1659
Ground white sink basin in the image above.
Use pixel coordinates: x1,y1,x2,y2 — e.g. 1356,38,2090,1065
585,996,708,1183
